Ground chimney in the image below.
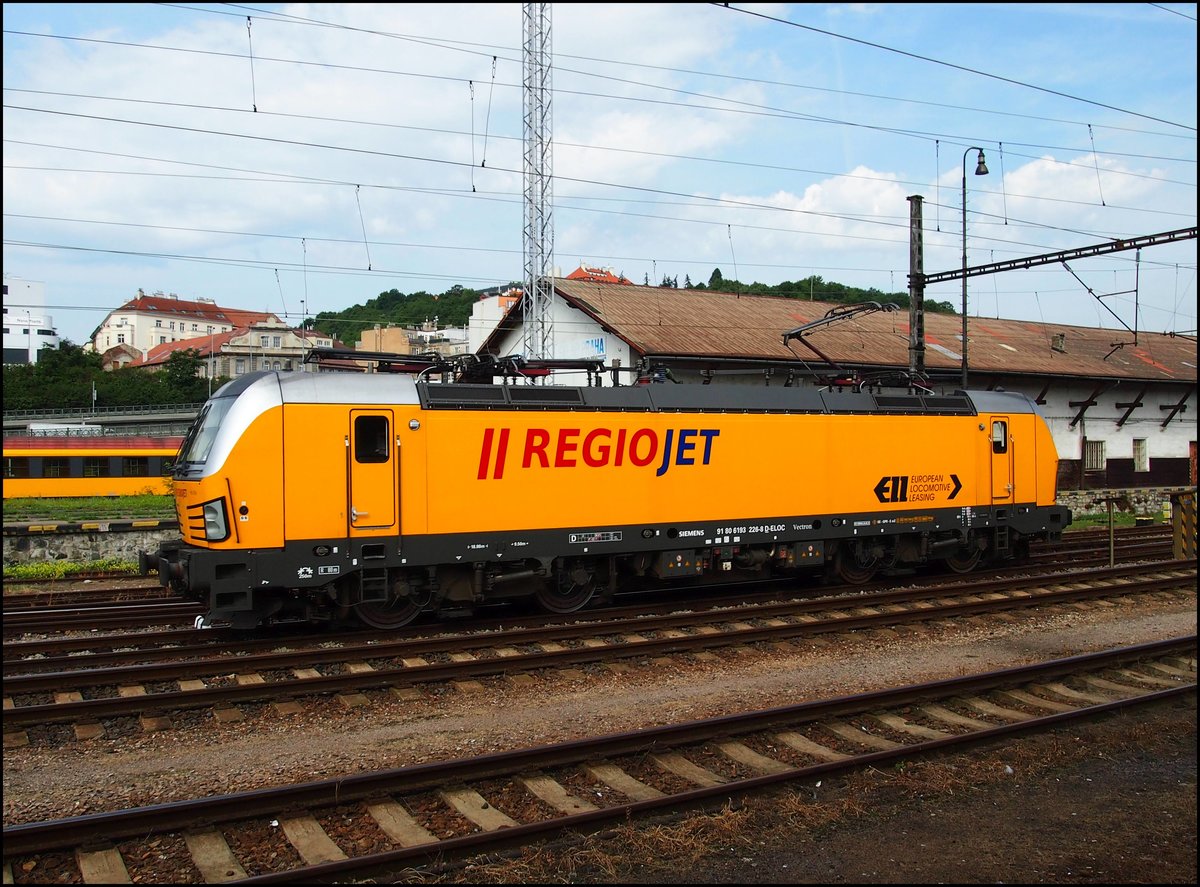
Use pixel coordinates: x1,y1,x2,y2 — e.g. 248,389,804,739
1051,333,1066,353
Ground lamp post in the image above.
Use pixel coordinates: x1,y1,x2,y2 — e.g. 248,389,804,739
961,146,989,390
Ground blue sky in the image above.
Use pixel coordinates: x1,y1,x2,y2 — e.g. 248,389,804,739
3,3,1196,348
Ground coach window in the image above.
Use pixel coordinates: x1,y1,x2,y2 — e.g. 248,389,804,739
354,415,390,463
4,457,30,478
991,420,1008,454
83,457,110,477
43,457,68,478
123,456,150,477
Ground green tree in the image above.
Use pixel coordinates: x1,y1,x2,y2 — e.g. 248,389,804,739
160,349,210,403
2,341,104,411
103,365,166,406
1,361,37,410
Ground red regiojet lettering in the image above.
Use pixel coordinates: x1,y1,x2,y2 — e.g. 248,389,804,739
582,428,611,467
555,428,580,467
522,428,550,468
493,428,509,478
628,428,657,467
477,428,494,479
478,428,511,479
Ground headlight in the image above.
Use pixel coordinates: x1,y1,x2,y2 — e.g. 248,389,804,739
203,499,229,541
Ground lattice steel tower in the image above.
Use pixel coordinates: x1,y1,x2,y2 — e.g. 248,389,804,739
522,2,554,362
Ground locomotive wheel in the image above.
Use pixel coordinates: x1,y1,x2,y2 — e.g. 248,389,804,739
535,562,597,614
944,548,983,574
355,577,424,630
356,597,421,629
833,545,878,585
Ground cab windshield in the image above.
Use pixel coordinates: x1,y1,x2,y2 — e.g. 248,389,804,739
175,396,235,474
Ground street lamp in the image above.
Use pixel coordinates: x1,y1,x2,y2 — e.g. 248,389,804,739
961,146,989,390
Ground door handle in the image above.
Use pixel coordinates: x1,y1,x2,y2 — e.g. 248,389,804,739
351,507,369,522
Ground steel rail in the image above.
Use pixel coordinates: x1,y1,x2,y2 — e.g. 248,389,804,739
3,564,1193,728
2,636,1193,874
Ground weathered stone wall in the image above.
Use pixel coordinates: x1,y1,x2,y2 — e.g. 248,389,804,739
3,525,180,565
1057,486,1196,519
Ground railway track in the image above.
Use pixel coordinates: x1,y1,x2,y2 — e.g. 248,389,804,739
3,560,1193,743
1,545,1182,665
3,637,1193,884
0,524,1176,636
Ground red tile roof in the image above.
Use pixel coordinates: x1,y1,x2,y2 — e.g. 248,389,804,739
565,265,633,285
116,294,275,329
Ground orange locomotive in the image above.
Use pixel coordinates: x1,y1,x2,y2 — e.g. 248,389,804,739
141,372,1070,629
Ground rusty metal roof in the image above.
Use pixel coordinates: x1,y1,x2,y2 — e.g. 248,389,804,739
544,278,1197,383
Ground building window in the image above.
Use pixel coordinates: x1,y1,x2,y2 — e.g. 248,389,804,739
260,336,269,347
123,456,149,477
1084,440,1106,471
155,319,162,327
273,336,281,348
83,457,110,477
235,358,245,374
117,334,125,344
169,321,175,330
159,336,167,344
192,323,199,331
43,458,68,478
1133,439,1149,473
206,325,214,334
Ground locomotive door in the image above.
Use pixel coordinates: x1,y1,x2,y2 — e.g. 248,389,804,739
347,410,397,533
990,417,1014,502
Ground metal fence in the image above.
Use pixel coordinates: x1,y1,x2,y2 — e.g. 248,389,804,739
3,403,205,420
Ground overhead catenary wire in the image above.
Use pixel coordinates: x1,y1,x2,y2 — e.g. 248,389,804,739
713,3,1196,132
2,6,1194,342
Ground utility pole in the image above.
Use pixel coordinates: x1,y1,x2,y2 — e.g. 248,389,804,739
907,195,925,377
522,2,554,364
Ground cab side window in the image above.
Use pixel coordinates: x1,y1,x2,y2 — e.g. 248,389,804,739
991,420,1008,454
354,415,390,463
